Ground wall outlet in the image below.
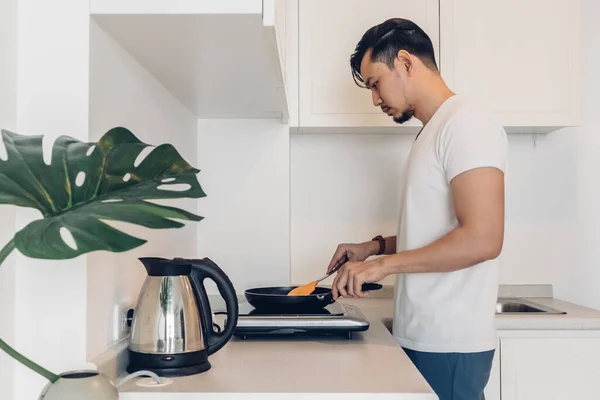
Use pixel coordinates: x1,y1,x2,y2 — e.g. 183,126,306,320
112,301,133,342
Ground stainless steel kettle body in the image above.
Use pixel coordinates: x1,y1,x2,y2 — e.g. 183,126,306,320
127,257,239,377
129,275,205,354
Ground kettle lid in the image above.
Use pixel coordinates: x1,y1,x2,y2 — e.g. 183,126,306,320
138,257,192,277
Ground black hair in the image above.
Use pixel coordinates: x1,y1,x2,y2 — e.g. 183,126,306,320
350,18,438,88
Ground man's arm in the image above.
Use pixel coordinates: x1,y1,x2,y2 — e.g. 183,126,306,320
332,166,504,299
326,235,397,274
381,166,504,274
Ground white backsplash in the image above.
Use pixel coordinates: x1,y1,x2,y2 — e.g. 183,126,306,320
87,19,199,360
196,119,290,295
290,133,413,286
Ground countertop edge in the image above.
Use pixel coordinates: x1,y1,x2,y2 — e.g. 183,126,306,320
120,393,439,399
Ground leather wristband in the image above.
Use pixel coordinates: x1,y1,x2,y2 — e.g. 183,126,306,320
371,235,385,256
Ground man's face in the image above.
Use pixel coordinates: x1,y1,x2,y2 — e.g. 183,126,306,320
360,50,414,124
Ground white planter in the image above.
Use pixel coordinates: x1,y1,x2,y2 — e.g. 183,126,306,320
39,370,119,400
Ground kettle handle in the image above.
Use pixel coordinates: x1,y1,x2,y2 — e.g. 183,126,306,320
187,258,239,356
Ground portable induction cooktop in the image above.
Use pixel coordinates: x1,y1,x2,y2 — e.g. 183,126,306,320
232,301,370,339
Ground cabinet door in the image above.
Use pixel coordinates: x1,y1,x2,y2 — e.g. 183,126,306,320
440,0,580,128
263,0,287,79
501,338,600,400
298,0,440,131
264,0,290,123
483,340,501,400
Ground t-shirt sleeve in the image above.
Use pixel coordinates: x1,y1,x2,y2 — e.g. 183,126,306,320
436,112,508,183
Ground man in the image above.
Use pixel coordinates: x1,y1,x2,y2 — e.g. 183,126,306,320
326,18,508,400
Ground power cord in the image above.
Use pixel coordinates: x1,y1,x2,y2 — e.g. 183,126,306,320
212,311,228,333
114,370,163,389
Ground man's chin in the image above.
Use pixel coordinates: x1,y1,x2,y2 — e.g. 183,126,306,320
393,113,413,124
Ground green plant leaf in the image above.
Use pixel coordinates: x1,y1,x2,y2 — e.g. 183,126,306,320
0,127,206,259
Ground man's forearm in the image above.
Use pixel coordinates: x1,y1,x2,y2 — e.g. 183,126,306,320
379,227,501,274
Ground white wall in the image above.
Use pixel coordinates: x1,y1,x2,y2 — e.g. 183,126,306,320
564,0,600,310
0,0,18,398
197,119,290,294
87,20,199,360
291,133,412,286
11,1,90,399
498,132,578,288
289,132,578,287
289,0,600,311
0,214,16,400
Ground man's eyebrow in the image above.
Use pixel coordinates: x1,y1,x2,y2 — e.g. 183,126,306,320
365,77,374,88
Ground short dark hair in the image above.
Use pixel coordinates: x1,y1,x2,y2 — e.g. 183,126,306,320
350,18,438,88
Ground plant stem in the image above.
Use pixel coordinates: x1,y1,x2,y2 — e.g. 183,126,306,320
0,338,60,383
0,238,15,266
0,238,60,383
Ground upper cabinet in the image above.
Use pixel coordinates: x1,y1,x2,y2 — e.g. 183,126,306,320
291,0,581,133
90,0,290,121
90,0,263,15
90,0,581,132
440,0,581,131
297,0,440,133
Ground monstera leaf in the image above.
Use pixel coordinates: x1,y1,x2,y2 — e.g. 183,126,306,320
0,126,206,384
0,126,205,260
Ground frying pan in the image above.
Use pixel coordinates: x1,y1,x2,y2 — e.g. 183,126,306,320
244,283,382,311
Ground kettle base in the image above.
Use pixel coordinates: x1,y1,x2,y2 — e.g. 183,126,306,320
127,349,211,377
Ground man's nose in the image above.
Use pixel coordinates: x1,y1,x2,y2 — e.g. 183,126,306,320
372,90,382,107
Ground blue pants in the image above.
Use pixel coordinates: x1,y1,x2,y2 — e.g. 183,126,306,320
403,348,495,400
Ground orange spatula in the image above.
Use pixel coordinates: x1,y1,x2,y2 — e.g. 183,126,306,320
287,254,349,296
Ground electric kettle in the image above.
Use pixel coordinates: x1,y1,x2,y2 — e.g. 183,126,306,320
127,257,239,377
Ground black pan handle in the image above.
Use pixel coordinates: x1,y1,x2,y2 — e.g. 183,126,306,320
319,282,383,303
362,283,383,291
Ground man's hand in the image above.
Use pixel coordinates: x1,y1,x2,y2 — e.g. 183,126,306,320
326,241,378,274
331,259,389,300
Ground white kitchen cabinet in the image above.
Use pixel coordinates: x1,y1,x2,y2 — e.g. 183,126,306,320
484,340,501,400
440,0,581,130
90,0,290,121
264,0,290,123
500,338,600,400
298,0,440,133
285,0,300,130
90,0,262,15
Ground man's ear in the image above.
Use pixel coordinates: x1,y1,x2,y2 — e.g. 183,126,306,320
395,50,414,76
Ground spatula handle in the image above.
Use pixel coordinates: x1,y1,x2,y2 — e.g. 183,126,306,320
321,254,349,281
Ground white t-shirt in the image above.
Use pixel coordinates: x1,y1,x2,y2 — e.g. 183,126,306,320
392,95,508,353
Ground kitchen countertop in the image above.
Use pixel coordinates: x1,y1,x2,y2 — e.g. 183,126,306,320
117,291,600,398
118,297,437,399
495,297,600,331
371,295,600,334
